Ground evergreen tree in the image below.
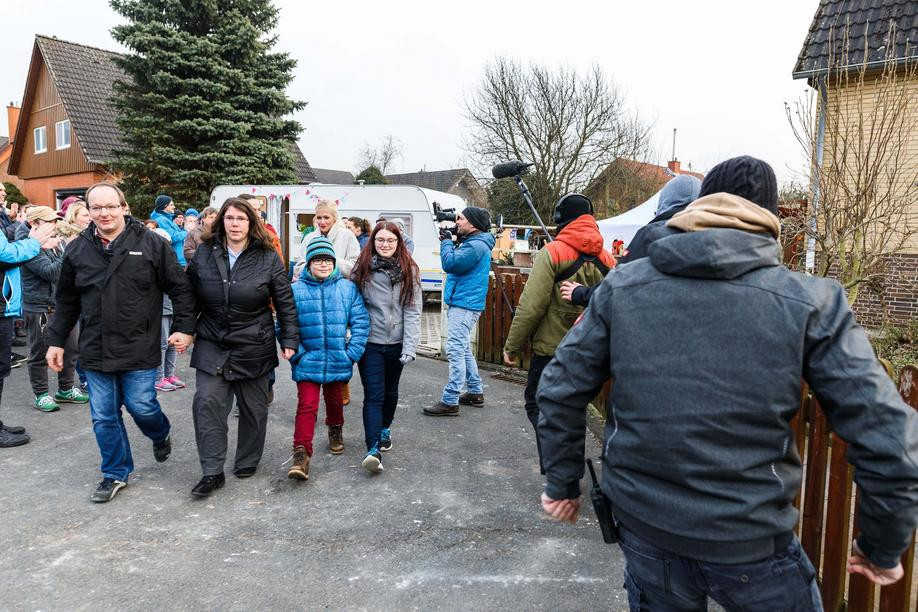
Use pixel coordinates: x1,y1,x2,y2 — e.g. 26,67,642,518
2,183,28,206
354,165,387,185
109,0,304,209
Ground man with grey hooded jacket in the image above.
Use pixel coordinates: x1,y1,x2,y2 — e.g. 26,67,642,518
538,156,918,610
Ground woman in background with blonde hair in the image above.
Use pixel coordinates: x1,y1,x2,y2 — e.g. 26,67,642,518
297,200,360,276
56,201,92,243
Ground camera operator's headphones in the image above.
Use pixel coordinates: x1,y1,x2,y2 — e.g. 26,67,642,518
553,193,594,225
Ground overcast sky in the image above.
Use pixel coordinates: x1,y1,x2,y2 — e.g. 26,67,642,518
0,0,819,186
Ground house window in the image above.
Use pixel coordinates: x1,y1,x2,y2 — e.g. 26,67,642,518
55,119,71,150
34,126,47,154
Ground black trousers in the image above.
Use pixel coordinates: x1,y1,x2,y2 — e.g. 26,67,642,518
25,310,78,396
0,316,11,416
192,370,271,476
524,353,553,475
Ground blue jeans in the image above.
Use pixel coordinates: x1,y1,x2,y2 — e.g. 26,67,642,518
358,342,405,451
441,306,482,405
618,525,823,611
85,368,171,482
157,315,176,380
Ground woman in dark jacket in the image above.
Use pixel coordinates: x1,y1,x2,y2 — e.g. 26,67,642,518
186,198,299,498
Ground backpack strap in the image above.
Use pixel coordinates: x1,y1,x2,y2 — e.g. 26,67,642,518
554,253,610,283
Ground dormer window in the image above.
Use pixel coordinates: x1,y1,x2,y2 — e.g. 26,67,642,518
55,119,71,150
34,126,47,154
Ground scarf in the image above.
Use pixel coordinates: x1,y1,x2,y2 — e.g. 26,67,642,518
370,254,402,286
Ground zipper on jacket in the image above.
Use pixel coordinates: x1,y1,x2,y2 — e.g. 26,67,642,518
321,280,327,381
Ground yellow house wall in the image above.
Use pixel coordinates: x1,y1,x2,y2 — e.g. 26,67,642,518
820,74,918,253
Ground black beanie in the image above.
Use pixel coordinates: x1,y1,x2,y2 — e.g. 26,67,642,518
699,156,779,215
462,207,491,232
554,193,593,227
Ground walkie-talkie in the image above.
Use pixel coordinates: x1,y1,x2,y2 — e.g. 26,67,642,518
586,458,618,544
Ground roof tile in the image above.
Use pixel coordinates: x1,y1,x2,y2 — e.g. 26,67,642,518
793,0,918,78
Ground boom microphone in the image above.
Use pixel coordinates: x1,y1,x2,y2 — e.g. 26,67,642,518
491,160,534,179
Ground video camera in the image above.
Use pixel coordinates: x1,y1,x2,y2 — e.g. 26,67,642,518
433,201,458,240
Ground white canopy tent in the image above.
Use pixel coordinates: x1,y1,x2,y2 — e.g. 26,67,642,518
596,190,661,251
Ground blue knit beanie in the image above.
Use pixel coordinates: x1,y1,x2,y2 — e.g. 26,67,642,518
655,175,702,216
154,195,173,213
185,208,199,218
304,236,336,265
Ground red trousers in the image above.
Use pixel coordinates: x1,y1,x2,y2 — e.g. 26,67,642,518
294,381,344,455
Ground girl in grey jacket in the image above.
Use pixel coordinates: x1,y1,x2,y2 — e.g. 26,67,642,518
350,221,422,474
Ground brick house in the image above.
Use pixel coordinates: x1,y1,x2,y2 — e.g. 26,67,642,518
7,35,315,209
793,0,918,325
584,158,704,217
385,168,488,208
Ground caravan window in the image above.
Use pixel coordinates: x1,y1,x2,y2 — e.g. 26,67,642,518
374,212,414,237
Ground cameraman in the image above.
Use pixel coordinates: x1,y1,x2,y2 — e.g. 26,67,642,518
424,207,495,417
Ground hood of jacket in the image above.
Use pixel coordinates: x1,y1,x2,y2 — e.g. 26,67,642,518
554,215,605,256
649,227,781,280
655,174,702,217
666,193,780,239
459,230,496,250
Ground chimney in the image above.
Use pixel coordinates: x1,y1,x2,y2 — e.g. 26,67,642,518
667,159,681,174
7,104,20,143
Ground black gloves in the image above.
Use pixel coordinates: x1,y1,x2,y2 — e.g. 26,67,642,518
439,227,454,241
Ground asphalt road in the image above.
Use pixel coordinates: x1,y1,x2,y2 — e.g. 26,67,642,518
0,353,626,611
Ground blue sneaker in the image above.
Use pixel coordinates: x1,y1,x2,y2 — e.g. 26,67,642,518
362,447,383,474
379,428,392,452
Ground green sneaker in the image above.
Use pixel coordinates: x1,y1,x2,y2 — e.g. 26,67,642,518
34,393,60,412
55,387,89,404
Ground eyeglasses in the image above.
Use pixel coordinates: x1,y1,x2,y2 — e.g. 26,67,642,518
224,215,249,224
311,258,334,265
88,205,123,214
374,238,398,245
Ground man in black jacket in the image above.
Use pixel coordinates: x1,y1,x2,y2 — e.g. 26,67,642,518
538,156,918,609
46,182,195,503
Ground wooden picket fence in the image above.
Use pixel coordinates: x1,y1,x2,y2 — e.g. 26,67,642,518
478,270,918,610
477,270,530,367
794,365,918,611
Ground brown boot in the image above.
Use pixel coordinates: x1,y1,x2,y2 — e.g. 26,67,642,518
342,382,350,406
287,446,310,480
328,425,344,454
423,401,460,417
458,392,484,407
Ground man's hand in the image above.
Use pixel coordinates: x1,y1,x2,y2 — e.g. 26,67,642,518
503,351,518,366
29,222,56,246
399,354,415,365
559,281,582,303
281,348,295,360
847,540,904,585
541,492,581,524
41,236,62,251
46,346,65,372
438,227,453,241
167,332,194,353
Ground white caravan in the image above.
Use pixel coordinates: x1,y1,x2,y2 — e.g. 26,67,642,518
209,184,468,298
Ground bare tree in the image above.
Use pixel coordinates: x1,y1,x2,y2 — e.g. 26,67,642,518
358,135,403,175
785,22,918,306
465,57,653,221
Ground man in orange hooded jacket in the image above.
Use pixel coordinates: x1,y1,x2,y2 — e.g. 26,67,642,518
503,193,614,472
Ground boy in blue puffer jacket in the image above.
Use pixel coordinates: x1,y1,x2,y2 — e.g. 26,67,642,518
287,237,369,480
